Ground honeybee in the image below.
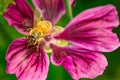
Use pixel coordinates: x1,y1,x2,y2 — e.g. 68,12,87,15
26,8,52,46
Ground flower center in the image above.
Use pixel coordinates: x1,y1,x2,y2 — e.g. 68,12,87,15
26,21,52,45
26,20,69,52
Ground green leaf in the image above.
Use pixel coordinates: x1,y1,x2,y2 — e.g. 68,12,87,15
0,0,13,15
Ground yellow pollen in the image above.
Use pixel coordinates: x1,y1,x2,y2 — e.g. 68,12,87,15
26,21,52,45
30,21,52,38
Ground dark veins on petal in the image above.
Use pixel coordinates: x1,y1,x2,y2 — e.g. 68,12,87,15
4,0,33,34
51,44,107,79
6,38,49,80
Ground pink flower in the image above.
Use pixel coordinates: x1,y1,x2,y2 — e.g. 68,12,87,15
4,0,120,80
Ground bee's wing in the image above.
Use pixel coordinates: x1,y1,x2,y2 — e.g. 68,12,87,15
33,8,42,27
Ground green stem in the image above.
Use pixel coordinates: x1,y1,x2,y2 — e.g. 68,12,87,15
64,0,73,20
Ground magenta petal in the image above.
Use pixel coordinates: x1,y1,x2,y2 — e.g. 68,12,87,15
14,0,33,20
3,0,33,34
6,38,49,80
32,0,75,25
50,44,108,79
55,4,120,52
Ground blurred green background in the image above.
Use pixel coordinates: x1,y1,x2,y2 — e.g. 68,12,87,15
0,0,120,80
